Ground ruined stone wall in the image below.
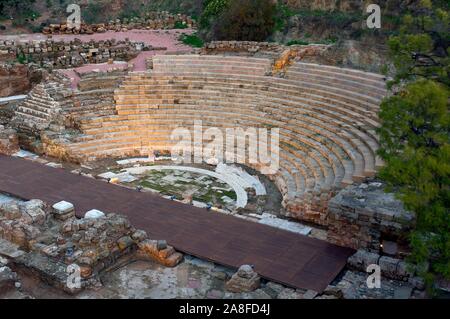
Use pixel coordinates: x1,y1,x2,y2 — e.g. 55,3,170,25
327,182,414,251
202,41,330,66
43,11,195,35
0,64,32,97
0,39,145,69
0,198,182,294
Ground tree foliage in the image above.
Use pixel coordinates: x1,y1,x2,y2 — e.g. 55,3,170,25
0,0,37,19
378,0,450,292
202,0,276,41
387,0,449,86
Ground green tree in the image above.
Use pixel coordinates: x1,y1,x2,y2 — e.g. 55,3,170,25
200,0,230,28
387,0,449,86
0,0,36,19
208,0,276,41
378,0,450,292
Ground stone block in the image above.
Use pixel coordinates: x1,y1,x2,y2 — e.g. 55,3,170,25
84,209,105,219
225,265,260,293
117,236,134,250
52,201,74,214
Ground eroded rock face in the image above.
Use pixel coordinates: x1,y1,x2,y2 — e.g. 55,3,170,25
0,125,19,155
225,265,261,293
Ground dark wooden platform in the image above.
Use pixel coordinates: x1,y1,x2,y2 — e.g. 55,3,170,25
0,155,354,292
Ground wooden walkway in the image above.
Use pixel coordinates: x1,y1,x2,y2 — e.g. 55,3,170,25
0,155,354,293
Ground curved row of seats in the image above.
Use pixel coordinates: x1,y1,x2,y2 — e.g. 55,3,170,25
66,55,387,223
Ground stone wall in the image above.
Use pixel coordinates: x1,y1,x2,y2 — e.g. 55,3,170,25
347,249,425,290
202,41,330,66
43,11,195,35
327,181,414,251
0,39,146,69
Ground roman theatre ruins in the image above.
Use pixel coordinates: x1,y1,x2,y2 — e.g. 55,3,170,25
11,50,386,227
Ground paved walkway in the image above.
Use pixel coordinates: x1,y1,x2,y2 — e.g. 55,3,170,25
0,155,354,292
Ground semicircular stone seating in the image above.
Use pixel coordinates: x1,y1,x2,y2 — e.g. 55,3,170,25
66,54,387,225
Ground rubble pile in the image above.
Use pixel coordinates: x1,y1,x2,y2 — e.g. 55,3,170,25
42,12,195,35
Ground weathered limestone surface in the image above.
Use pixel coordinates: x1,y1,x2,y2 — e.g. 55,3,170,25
0,125,19,155
225,265,261,293
327,182,414,250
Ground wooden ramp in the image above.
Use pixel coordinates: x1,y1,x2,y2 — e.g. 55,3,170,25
0,155,354,293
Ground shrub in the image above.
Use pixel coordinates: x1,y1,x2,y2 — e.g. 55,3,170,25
179,33,204,48
200,0,230,28
82,2,105,24
174,21,188,29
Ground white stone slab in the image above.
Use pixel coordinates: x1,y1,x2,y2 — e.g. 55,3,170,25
116,157,155,165
84,209,105,219
258,213,312,236
46,162,63,168
98,172,117,179
0,194,16,205
192,200,208,208
12,149,39,159
52,201,74,214
115,172,138,183
215,163,266,195
0,95,27,103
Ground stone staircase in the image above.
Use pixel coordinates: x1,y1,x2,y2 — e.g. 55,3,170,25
13,81,73,134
